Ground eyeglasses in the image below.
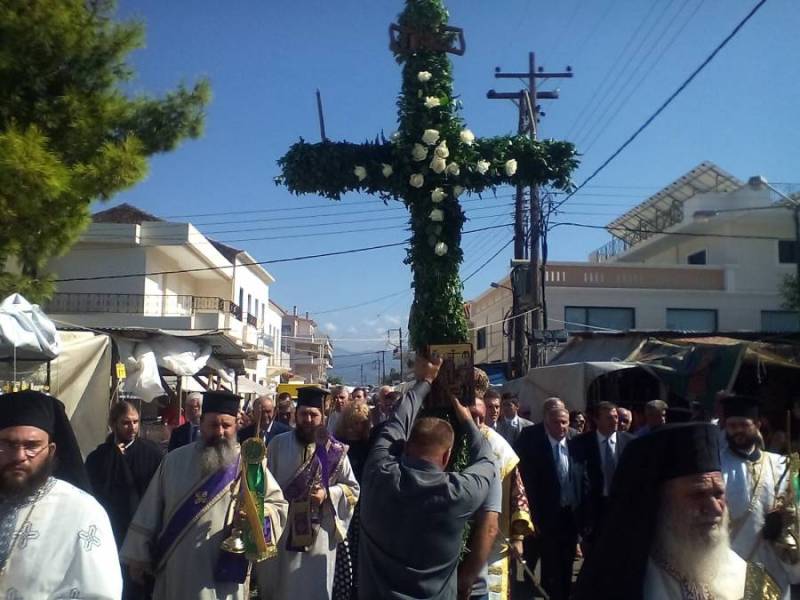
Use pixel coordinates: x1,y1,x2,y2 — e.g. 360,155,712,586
0,441,50,459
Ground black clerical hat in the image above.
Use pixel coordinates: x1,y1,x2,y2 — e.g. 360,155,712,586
202,390,241,417
722,394,759,420
297,386,328,410
0,391,90,492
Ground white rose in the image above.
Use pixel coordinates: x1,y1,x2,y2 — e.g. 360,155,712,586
430,156,447,174
418,71,432,82
424,96,441,109
505,158,518,177
422,129,440,145
476,160,490,175
429,209,444,222
381,163,393,177
431,188,446,203
409,174,425,188
354,166,367,182
434,242,448,256
445,162,460,176
434,141,449,159
453,185,465,198
411,143,428,162
459,129,475,145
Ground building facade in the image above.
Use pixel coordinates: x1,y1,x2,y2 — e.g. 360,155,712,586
44,203,286,392
469,162,800,366
281,308,333,384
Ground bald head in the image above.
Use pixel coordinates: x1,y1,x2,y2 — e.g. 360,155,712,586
406,417,454,470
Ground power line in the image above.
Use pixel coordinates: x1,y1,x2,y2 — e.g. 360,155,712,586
53,222,515,282
551,220,787,241
555,0,769,211
461,238,514,283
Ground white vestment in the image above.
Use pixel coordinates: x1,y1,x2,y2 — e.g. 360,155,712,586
0,477,122,599
258,431,359,600
643,548,747,600
120,441,288,600
721,445,800,599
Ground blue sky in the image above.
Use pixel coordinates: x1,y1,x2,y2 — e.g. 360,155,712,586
111,0,799,367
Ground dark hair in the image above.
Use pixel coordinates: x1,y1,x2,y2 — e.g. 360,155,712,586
484,389,501,401
595,401,618,416
569,410,586,422
109,400,138,426
277,392,292,402
352,387,367,396
501,393,519,407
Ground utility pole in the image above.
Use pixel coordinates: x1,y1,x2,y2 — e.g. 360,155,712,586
379,350,387,384
488,52,572,373
388,328,404,380
360,363,364,386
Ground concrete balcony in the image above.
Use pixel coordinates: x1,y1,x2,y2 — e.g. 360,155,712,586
45,292,247,332
544,263,726,291
292,355,332,369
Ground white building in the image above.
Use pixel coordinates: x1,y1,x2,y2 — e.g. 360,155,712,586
44,203,285,392
469,162,799,366
281,307,333,384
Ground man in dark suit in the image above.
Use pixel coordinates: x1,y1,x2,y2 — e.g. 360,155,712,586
238,395,291,444
572,401,633,555
514,402,584,600
167,392,202,451
496,393,533,446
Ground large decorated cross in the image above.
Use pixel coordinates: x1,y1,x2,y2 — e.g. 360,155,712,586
277,0,578,353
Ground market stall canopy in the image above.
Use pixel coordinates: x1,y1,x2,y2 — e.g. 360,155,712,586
503,361,655,420
0,294,60,361
236,376,272,396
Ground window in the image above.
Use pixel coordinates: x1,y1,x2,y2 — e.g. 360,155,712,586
564,307,635,332
687,250,707,265
254,299,259,320
761,310,800,332
779,240,798,264
247,294,252,316
666,308,717,332
238,288,244,311
476,327,487,350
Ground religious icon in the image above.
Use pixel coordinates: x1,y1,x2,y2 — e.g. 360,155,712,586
428,343,474,407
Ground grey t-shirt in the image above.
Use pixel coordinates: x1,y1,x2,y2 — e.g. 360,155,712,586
471,463,503,597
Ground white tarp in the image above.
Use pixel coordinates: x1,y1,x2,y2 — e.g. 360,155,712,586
237,376,271,396
502,361,641,421
48,331,112,457
0,293,60,361
115,335,214,403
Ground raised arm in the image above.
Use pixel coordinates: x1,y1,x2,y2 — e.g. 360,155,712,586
365,357,442,473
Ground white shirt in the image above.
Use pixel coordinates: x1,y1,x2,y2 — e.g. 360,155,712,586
504,415,520,429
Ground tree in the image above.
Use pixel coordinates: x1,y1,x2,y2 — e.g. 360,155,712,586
327,375,344,386
277,0,577,352
0,0,210,300
780,274,800,311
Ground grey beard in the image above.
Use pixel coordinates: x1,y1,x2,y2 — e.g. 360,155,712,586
653,497,730,586
198,438,238,477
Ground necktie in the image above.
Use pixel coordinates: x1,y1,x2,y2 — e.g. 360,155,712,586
603,438,616,495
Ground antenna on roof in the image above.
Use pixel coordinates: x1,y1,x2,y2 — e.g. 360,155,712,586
316,89,327,142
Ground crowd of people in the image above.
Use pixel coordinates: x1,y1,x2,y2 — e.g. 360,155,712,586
0,358,798,599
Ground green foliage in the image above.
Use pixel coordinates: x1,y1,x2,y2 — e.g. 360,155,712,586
327,375,344,386
276,0,578,352
0,0,210,301
780,274,800,311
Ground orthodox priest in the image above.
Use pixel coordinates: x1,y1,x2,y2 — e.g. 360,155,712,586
0,390,122,598
720,395,800,598
121,390,288,599
573,423,780,600
258,386,359,600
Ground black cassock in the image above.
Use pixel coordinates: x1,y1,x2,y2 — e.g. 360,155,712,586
85,436,164,547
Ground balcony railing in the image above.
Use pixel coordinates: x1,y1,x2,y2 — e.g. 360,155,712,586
47,293,246,319
246,313,258,327
544,263,726,291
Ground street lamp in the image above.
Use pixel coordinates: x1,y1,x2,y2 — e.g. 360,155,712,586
692,175,800,294
490,281,513,292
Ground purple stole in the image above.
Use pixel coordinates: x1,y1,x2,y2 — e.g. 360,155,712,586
154,460,239,574
283,434,346,551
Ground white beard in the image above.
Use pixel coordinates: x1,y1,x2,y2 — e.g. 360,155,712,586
653,497,731,586
198,438,238,477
